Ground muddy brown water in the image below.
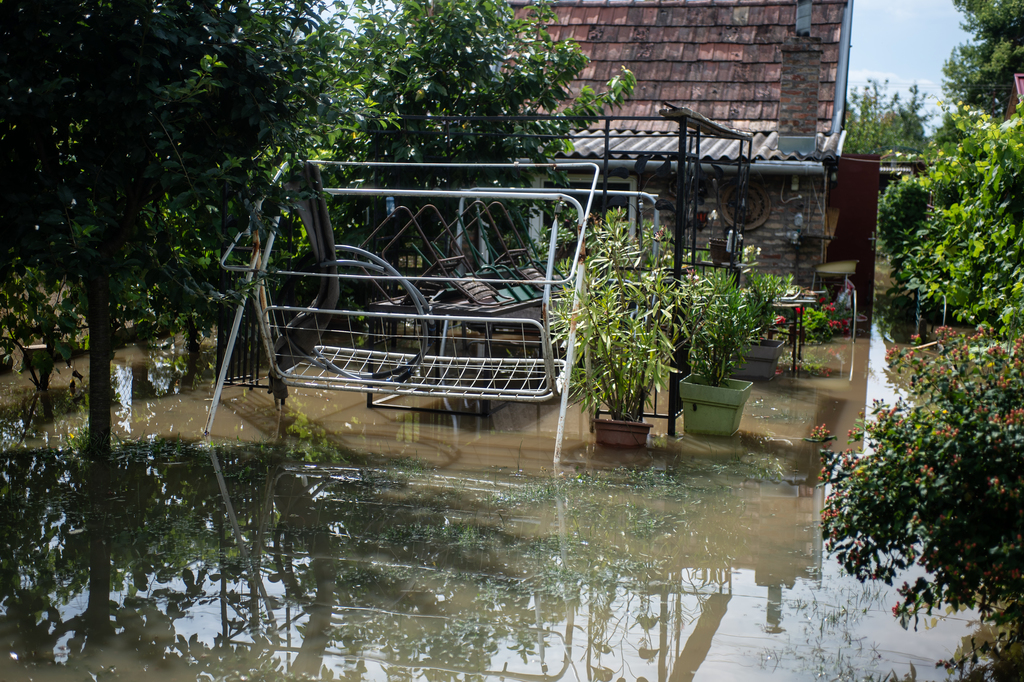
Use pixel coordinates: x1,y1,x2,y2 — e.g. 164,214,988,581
0,326,978,681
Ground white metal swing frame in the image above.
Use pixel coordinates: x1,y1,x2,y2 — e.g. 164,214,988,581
205,162,600,458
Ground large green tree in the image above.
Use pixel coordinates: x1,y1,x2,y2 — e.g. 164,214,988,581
0,0,340,453
339,0,634,163
844,80,930,155
944,0,1024,117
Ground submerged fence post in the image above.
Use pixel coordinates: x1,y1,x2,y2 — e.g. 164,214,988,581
553,256,586,470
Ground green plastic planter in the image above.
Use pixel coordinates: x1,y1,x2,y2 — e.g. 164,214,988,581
678,374,753,436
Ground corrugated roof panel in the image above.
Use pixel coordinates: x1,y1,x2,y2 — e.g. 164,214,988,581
564,130,842,163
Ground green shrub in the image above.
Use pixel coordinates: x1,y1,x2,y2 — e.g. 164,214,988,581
877,178,931,269
916,105,1024,333
552,210,683,422
821,326,1024,642
743,271,791,338
802,308,833,344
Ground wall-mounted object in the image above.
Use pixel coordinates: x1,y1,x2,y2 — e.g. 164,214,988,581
720,182,771,230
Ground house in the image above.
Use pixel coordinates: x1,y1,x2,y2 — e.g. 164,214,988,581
511,0,877,296
1006,73,1024,120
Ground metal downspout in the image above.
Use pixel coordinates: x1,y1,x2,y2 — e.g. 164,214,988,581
830,0,855,136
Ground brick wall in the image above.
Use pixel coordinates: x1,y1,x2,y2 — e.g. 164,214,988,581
637,172,829,287
735,175,829,286
778,37,823,137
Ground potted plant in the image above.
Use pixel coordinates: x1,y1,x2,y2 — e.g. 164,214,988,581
732,271,792,381
677,269,758,436
553,210,683,447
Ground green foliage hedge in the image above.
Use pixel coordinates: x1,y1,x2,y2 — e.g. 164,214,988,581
821,327,1024,640
875,104,1024,334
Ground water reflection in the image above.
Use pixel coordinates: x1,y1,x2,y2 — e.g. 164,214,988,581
0,340,214,448
0,440,975,681
0,324,981,680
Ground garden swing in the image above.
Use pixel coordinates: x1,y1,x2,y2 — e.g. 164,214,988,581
205,161,599,449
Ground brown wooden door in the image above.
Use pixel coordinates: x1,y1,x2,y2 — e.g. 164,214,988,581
827,154,880,306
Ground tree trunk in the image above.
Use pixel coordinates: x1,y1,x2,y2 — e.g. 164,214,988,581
87,272,112,456
186,315,201,353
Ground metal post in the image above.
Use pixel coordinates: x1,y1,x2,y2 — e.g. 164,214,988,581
553,258,586,468
204,234,261,437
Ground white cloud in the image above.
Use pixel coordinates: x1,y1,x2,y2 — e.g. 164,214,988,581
847,70,943,95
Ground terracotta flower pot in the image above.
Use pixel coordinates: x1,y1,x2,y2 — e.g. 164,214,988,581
593,418,652,448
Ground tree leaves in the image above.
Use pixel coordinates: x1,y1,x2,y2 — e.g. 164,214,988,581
821,327,1024,638
845,79,931,156
943,0,1024,118
883,104,1024,335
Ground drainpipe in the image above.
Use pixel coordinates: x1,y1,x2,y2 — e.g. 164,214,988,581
591,158,826,176
830,0,855,136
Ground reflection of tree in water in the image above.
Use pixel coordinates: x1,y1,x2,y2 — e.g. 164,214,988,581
274,462,758,680
0,445,270,675
1,444,791,681
0,386,83,448
0,344,212,449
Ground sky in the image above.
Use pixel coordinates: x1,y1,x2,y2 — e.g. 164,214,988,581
846,0,972,131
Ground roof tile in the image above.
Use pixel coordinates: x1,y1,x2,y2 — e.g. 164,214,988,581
512,0,847,137
658,43,685,61
692,6,716,27
666,7,688,26
714,44,746,61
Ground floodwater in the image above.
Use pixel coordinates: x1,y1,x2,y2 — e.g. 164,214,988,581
0,323,980,681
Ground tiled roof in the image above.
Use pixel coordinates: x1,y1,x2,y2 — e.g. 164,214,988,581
511,0,848,136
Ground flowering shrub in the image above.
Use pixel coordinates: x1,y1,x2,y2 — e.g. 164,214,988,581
822,301,851,337
779,289,853,345
820,327,1024,641
741,244,762,266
